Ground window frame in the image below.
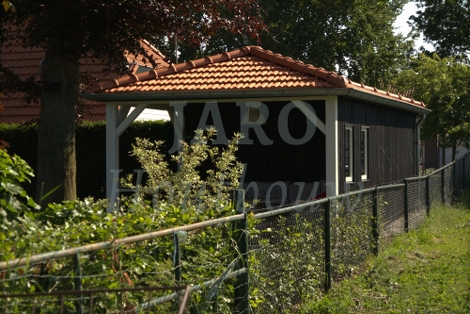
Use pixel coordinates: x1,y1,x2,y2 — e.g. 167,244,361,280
360,126,369,180
345,125,354,182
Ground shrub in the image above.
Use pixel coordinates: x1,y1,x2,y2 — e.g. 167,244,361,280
1,129,247,313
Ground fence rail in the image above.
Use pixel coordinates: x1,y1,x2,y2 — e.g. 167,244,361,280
1,152,469,313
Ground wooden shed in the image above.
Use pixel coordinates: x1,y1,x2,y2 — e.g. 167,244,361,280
81,46,430,208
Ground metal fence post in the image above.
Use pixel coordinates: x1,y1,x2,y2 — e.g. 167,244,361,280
453,163,457,202
404,180,409,233
372,187,379,256
174,233,182,284
232,189,249,314
463,157,466,192
324,199,332,291
441,168,446,205
426,175,431,216
73,253,83,314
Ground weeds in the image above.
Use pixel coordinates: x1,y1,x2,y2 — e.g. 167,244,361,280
301,203,470,313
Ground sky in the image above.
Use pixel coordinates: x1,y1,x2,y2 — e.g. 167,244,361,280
394,1,434,51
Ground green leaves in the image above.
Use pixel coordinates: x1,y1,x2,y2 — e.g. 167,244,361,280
412,0,470,56
0,150,39,215
394,53,470,155
222,0,411,87
1,130,246,312
127,129,244,216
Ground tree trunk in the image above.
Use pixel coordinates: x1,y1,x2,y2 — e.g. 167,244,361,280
36,38,78,206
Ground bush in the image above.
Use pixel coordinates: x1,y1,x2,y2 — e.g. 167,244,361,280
1,129,247,313
0,120,174,199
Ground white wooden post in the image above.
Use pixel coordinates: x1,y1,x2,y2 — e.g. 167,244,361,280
106,103,147,212
325,97,339,196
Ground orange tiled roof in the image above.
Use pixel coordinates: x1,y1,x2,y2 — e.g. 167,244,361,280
0,39,169,123
126,40,170,71
91,46,426,111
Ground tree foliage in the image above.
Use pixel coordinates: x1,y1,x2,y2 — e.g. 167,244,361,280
0,0,265,205
412,0,470,56
183,0,415,88
394,54,470,160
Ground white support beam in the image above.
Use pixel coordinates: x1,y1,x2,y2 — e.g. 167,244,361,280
106,104,119,207
325,97,338,197
116,104,146,137
106,103,147,212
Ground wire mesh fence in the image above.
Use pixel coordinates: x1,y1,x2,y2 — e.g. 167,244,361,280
1,152,468,313
248,152,469,313
249,202,326,313
379,184,405,239
429,171,443,208
406,177,428,230
0,214,247,313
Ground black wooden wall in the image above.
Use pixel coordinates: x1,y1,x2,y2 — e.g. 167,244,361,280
338,97,418,193
184,100,326,184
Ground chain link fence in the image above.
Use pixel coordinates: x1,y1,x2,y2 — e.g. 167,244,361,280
1,152,469,313
249,151,469,313
0,214,247,313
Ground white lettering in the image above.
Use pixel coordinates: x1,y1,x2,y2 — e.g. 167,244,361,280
265,181,288,208
169,102,187,154
196,102,228,144
278,101,317,145
237,101,273,145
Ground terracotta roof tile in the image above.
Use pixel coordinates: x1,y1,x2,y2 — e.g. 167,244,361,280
126,40,170,69
90,46,425,110
91,46,345,93
0,38,169,123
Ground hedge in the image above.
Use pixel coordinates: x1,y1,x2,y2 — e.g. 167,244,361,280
0,120,174,200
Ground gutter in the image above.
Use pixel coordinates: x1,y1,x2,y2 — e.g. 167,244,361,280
80,88,431,115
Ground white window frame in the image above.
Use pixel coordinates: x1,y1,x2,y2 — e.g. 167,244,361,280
345,126,353,182
361,126,369,180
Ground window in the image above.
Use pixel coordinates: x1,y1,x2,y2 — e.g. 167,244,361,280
345,126,353,182
361,127,369,180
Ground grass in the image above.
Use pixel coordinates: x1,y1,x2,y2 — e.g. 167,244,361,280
301,200,470,313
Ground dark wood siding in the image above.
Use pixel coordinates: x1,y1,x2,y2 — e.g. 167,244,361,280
338,97,418,193
184,100,326,184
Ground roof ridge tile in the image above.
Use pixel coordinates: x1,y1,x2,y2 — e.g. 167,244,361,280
88,45,427,110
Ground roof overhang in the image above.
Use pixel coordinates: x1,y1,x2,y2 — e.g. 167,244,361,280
80,88,431,115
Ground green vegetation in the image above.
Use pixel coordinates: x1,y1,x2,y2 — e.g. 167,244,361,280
0,130,245,312
0,120,174,200
412,0,470,56
301,202,470,313
395,54,470,161
0,149,38,218
1,0,265,205
2,134,469,313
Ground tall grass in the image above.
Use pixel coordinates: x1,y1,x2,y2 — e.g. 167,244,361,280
301,197,470,313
